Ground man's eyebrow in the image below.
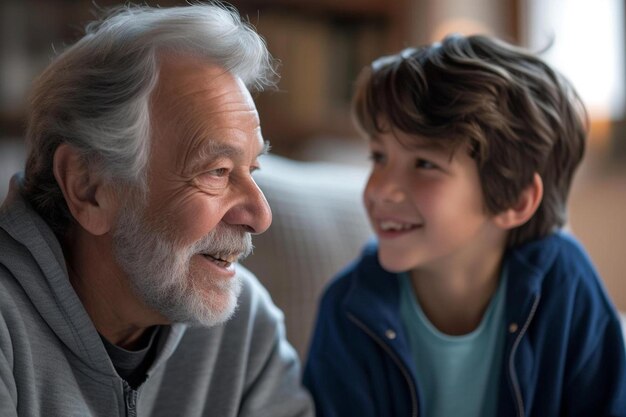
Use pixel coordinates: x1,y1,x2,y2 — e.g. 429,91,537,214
193,141,240,165
186,139,270,170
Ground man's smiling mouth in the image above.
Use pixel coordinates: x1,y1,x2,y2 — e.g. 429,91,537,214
201,253,238,267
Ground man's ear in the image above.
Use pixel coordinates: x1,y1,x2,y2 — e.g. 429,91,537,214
53,143,117,236
493,173,544,230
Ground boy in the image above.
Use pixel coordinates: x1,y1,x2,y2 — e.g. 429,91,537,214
303,34,626,417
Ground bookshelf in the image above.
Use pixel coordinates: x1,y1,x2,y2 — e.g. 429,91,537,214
228,0,412,157
0,0,409,155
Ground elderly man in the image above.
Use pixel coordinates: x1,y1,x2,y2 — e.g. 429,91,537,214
0,4,313,417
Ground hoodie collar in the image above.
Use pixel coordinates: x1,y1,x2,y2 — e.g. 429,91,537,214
0,174,188,377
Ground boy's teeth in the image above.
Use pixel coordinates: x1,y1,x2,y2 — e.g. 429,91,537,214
380,220,413,231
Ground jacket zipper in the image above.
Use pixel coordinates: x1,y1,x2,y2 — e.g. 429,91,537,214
347,313,418,417
123,381,139,417
508,294,541,417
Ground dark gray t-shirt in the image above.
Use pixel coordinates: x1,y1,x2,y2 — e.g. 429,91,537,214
100,326,163,389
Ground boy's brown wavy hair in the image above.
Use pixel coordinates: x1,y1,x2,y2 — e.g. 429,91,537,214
353,34,588,247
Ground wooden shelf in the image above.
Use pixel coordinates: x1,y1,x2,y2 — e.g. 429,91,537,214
232,0,395,18
227,0,407,156
0,0,409,156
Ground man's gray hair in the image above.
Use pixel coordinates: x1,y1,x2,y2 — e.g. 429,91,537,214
22,2,277,235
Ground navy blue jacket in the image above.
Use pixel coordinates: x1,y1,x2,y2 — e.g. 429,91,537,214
304,232,626,416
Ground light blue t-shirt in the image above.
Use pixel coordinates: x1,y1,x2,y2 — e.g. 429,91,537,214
399,270,507,417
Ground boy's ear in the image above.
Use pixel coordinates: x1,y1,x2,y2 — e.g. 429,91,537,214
53,143,118,236
493,173,544,230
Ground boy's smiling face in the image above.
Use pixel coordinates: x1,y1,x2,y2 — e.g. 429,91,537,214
364,131,508,275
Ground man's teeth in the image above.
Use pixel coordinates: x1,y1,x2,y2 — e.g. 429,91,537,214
379,220,416,231
204,253,238,263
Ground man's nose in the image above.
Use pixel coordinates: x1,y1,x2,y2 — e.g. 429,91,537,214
222,176,272,234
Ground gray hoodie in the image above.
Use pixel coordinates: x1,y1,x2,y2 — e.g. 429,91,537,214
0,176,314,417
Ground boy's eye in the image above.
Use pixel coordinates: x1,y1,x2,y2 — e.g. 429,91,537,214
415,159,438,170
368,151,386,164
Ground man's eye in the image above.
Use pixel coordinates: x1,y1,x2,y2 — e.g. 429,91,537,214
194,168,230,190
208,168,229,177
415,159,438,170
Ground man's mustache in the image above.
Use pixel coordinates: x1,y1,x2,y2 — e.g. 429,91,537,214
191,226,253,262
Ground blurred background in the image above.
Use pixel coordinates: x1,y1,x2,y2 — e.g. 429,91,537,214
0,0,625,311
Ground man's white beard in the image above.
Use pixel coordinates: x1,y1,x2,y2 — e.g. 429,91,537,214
112,197,252,327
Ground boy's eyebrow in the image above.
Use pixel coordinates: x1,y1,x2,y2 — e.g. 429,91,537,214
369,134,388,146
370,133,450,154
412,142,450,154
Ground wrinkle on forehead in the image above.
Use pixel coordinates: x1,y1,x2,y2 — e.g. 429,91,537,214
149,53,264,176
171,93,262,175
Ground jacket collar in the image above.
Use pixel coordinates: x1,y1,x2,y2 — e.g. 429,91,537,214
344,234,563,325
502,233,562,325
342,234,564,357
343,241,401,326
342,240,416,377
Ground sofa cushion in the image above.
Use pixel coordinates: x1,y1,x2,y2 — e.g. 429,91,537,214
242,155,372,359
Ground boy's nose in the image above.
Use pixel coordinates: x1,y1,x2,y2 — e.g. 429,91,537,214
364,173,406,204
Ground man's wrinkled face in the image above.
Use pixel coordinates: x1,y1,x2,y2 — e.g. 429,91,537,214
113,56,272,326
